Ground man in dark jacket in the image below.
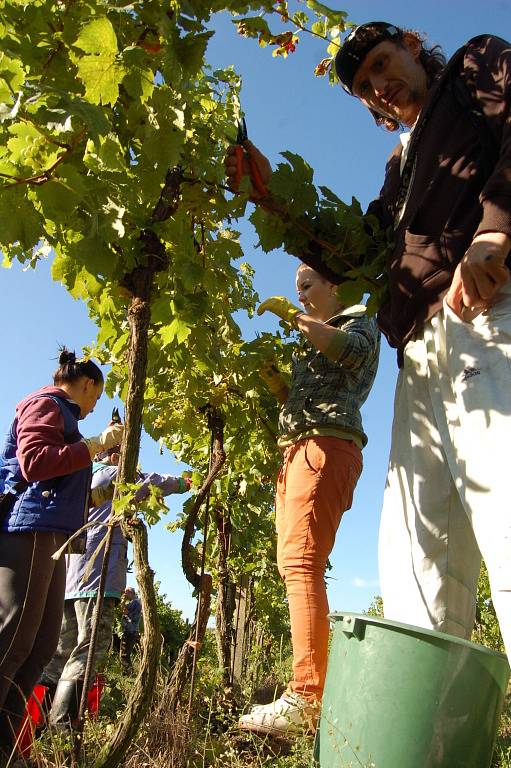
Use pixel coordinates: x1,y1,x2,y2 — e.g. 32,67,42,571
225,25,511,656
332,23,511,657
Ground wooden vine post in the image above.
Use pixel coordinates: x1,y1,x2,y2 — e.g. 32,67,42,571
214,506,235,688
231,575,252,686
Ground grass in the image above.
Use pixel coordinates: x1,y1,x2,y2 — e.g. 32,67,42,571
9,644,511,768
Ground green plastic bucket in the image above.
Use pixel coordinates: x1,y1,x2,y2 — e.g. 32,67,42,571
314,612,510,768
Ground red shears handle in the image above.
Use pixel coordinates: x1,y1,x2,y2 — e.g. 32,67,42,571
235,117,268,196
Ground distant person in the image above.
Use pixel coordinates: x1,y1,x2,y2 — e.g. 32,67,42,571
41,451,190,725
120,587,142,673
238,264,379,737
0,348,123,759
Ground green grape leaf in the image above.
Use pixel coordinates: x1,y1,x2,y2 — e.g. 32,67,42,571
159,318,192,346
75,17,119,58
0,53,24,104
51,253,77,286
305,0,347,25
336,279,366,308
249,206,288,252
140,125,184,167
174,32,213,75
35,177,83,220
0,189,43,250
75,55,126,106
59,95,110,143
71,235,116,278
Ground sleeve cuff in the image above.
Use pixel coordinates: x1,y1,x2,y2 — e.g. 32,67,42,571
324,329,348,361
477,197,511,239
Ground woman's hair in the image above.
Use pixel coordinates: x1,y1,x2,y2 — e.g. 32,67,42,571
371,31,447,131
297,263,334,287
53,346,103,386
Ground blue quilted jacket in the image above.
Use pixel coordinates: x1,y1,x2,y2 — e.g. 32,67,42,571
0,393,91,536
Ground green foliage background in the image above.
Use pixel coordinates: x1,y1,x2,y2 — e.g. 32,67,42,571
0,0,388,656
3,3,507,766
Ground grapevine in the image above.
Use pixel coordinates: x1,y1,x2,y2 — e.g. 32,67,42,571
0,0,388,762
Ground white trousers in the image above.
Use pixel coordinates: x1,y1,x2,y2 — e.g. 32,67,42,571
379,284,511,656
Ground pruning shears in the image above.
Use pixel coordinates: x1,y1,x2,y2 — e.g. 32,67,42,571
235,117,268,197
111,407,122,424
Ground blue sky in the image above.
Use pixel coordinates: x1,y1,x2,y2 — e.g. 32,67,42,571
1,0,509,619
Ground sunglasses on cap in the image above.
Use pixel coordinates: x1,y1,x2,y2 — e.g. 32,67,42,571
334,22,402,95
96,446,121,460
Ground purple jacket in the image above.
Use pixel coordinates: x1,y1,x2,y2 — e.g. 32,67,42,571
65,464,185,599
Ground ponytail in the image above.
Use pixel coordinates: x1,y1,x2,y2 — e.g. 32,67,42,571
53,346,103,386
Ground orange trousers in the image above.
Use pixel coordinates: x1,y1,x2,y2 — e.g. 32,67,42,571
276,437,362,702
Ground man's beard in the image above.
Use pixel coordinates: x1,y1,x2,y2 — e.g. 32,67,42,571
379,86,422,125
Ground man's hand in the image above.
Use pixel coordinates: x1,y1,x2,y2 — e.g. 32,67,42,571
257,296,303,326
224,140,272,199
446,232,510,320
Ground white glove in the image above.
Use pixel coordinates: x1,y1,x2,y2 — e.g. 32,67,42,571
90,481,116,508
82,424,124,459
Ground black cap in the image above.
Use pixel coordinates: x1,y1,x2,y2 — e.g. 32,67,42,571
334,22,402,95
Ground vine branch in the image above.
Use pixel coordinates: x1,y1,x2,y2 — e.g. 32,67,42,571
269,4,341,49
181,408,226,589
0,129,85,190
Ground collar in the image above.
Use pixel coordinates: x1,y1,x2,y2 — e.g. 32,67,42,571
327,304,367,323
399,113,420,151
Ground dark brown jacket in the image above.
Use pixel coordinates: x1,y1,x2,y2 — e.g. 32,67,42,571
373,34,511,349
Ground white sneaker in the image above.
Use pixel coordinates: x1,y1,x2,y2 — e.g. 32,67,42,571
238,691,317,737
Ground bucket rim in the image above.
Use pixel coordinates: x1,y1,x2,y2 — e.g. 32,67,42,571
328,611,510,662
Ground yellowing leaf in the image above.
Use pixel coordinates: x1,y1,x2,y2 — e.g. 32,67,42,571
327,37,341,57
75,17,118,57
76,55,126,106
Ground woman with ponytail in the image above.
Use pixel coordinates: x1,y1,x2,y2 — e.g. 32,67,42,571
0,347,123,760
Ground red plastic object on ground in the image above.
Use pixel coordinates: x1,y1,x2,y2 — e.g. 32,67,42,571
16,674,106,757
87,673,106,719
17,683,47,757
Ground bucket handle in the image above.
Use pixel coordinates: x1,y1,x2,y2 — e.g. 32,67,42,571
338,615,365,640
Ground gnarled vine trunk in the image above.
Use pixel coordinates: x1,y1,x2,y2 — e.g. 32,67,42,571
166,410,226,714
95,254,164,768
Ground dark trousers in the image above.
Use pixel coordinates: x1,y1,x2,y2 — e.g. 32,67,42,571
120,632,139,671
0,531,66,750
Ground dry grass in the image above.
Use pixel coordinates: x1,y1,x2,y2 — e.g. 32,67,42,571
8,658,511,768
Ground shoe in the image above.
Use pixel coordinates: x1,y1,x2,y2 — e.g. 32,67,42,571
238,691,317,738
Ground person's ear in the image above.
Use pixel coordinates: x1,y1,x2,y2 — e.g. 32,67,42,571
402,32,422,60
